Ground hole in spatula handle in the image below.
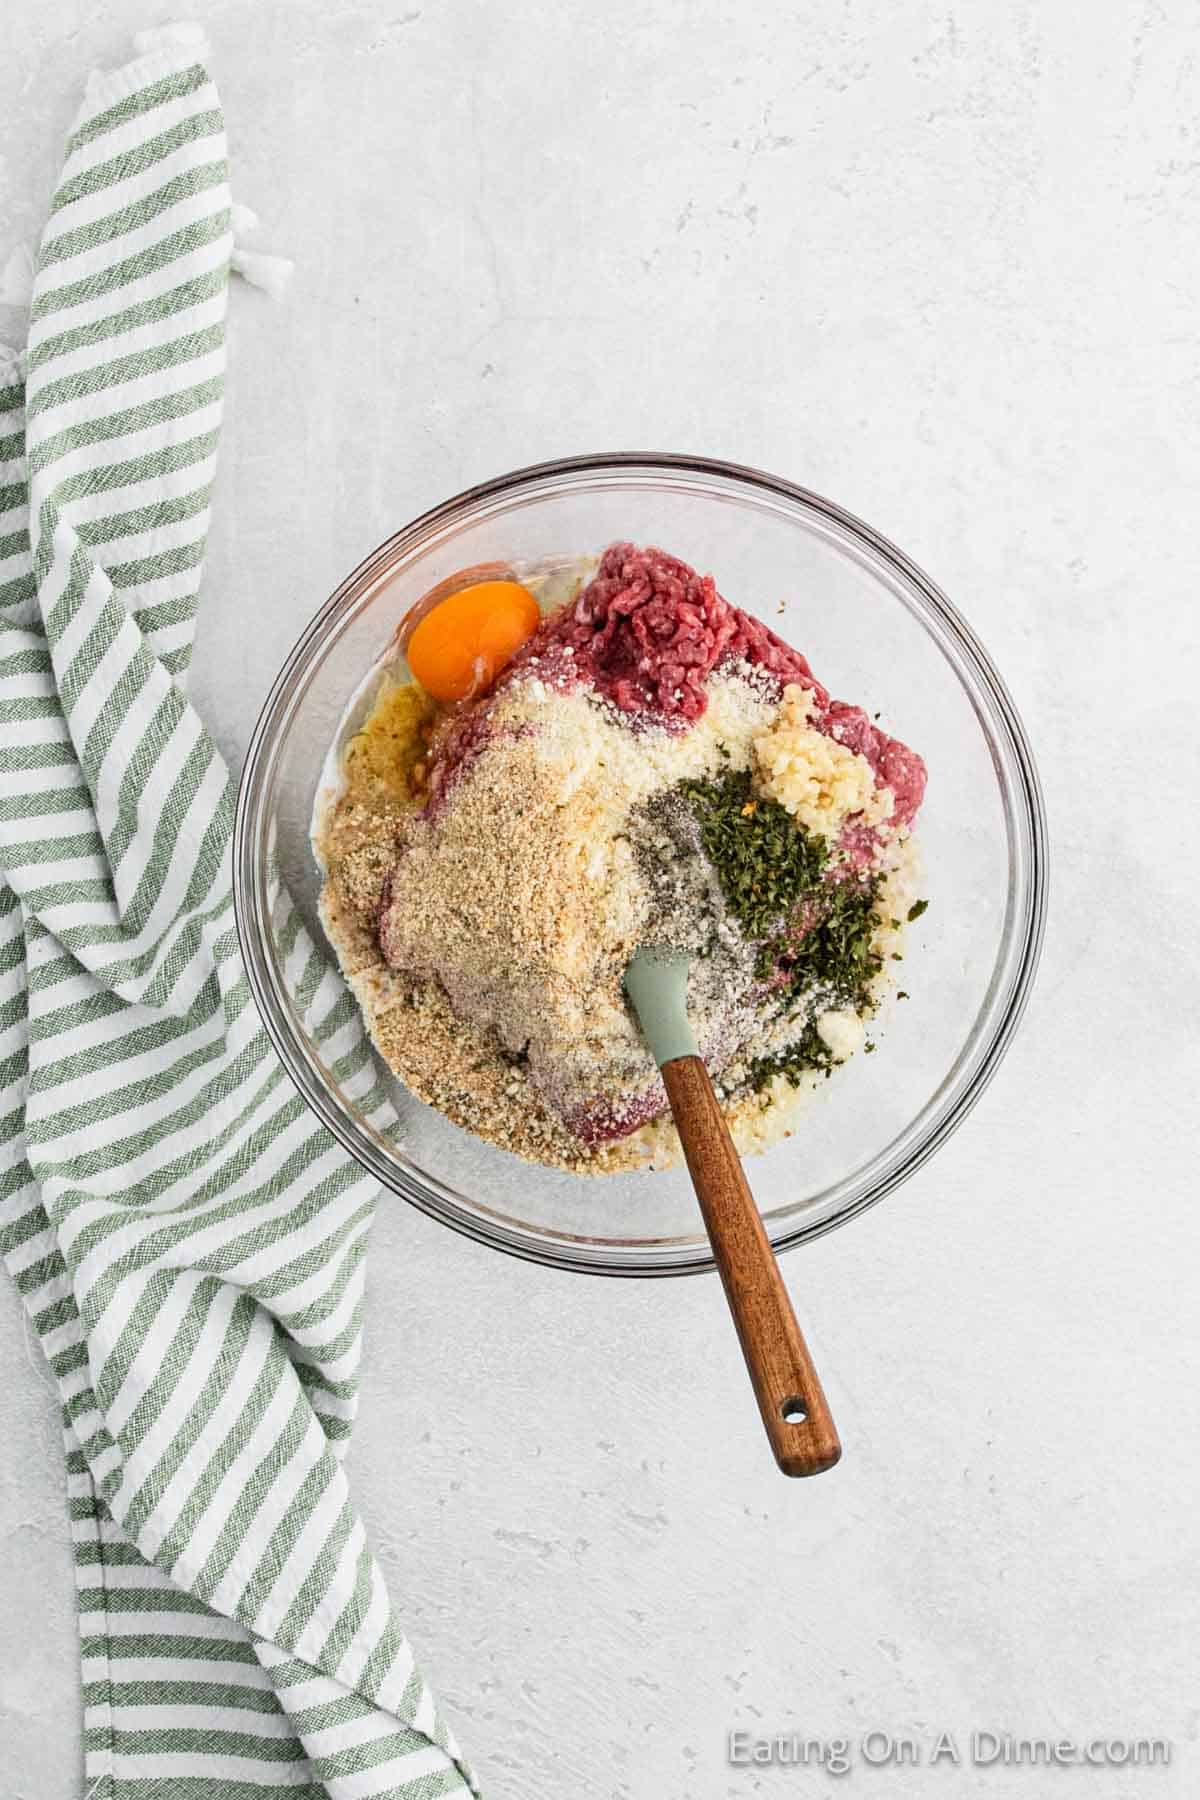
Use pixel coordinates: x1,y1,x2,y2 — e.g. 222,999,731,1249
655,1055,841,1477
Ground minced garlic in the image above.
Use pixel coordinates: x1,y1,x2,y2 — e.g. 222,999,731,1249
753,683,893,840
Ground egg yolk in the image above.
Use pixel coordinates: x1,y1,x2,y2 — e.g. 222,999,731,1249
406,580,541,703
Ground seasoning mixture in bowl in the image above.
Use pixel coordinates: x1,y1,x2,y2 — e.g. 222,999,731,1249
313,543,928,1175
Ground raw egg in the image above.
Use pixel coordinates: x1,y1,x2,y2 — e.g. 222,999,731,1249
406,580,541,703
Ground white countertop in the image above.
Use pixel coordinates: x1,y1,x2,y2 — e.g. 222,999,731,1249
2,4,1197,1796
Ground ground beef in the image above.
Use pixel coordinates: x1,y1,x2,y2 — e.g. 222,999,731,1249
563,1083,667,1147
424,703,526,814
727,609,826,697
532,541,741,719
821,699,927,828
426,540,925,827
516,541,830,722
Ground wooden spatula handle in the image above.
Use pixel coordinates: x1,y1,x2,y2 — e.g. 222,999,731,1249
661,1055,841,1477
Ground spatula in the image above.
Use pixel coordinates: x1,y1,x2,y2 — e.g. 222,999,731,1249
625,948,841,1477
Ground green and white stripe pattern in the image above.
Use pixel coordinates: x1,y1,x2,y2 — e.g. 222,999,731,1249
0,28,475,1799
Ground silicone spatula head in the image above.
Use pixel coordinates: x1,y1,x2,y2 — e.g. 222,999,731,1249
623,948,697,1068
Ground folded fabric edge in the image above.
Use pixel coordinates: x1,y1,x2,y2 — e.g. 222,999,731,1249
72,22,211,132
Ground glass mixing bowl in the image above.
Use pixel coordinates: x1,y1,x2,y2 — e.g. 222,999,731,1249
233,454,1046,1275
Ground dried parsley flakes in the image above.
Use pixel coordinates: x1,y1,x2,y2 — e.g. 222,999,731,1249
749,1022,835,1090
674,770,889,1095
679,770,826,941
769,876,883,1011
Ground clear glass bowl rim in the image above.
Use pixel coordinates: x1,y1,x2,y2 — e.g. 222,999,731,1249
233,451,1048,1277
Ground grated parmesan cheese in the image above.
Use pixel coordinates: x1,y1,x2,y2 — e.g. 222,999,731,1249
817,1007,866,1061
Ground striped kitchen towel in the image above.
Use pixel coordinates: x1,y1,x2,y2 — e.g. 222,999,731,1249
0,26,477,1800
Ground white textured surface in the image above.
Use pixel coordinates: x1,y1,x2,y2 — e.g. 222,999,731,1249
2,5,1198,1797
